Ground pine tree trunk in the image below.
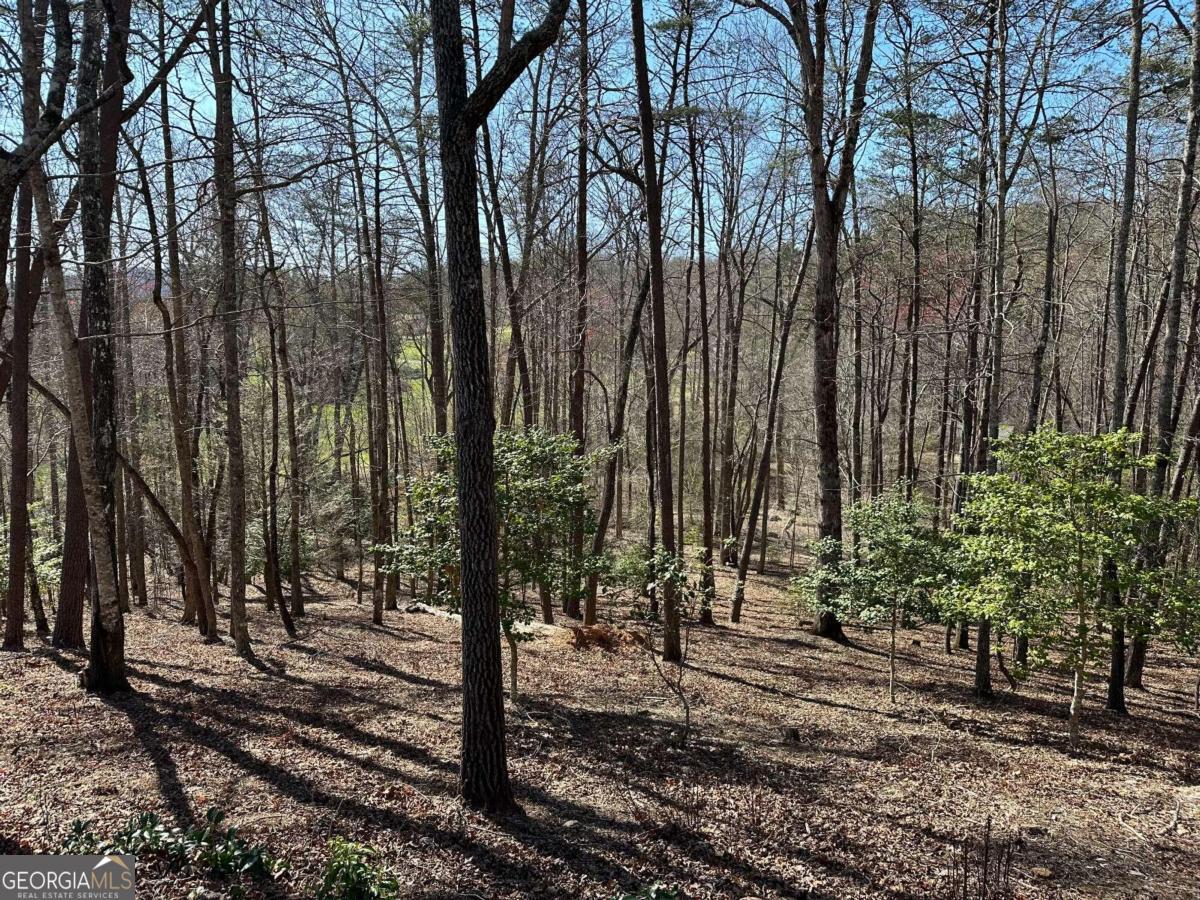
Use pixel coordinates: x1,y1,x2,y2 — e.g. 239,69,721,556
429,0,567,813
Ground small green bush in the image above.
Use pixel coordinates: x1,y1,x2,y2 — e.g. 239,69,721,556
605,543,653,596
63,808,283,881
316,837,398,900
378,428,611,697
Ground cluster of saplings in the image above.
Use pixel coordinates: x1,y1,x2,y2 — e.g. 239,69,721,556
376,426,1200,746
377,428,609,700
795,428,1200,746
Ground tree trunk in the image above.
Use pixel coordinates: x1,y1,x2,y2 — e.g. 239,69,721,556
974,618,994,701
565,0,589,619
3,180,32,652
33,156,128,692
632,0,681,662
772,0,882,641
263,309,297,638
247,91,306,621
207,0,251,657
70,0,133,691
115,216,147,609
1131,0,1200,691
584,272,648,624
155,3,217,637
810,212,847,642
27,513,48,636
690,97,717,625
428,0,566,814
53,443,87,650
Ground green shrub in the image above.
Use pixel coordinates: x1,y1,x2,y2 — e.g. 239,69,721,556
316,837,398,899
938,428,1200,744
62,819,99,854
604,543,653,596
378,428,611,697
63,808,283,881
792,486,949,701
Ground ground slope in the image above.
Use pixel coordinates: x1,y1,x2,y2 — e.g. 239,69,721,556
0,569,1197,898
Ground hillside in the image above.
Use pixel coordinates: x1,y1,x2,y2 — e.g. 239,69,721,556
1,570,1196,899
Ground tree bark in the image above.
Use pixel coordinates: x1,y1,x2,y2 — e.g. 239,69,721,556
753,0,882,641
3,180,32,652
689,92,717,626
632,0,682,662
53,443,87,650
1105,0,1141,709
429,0,567,813
32,156,128,692
566,0,590,619
207,0,251,657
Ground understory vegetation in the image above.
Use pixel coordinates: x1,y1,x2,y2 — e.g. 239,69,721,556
797,429,1200,740
4,0,1200,894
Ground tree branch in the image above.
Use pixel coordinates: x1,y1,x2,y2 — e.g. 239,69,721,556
459,0,571,133
24,369,193,564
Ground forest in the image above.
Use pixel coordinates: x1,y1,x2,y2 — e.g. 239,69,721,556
2,0,1200,895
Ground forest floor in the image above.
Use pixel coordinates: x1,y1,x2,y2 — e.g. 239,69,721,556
1,566,1199,899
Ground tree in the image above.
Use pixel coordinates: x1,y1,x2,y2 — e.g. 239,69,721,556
207,0,251,657
742,0,883,642
1104,0,1144,713
940,430,1192,747
631,0,682,662
796,487,948,703
382,429,602,700
428,0,569,813
31,155,129,692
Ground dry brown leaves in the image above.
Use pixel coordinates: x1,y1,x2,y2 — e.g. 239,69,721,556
0,569,1196,899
